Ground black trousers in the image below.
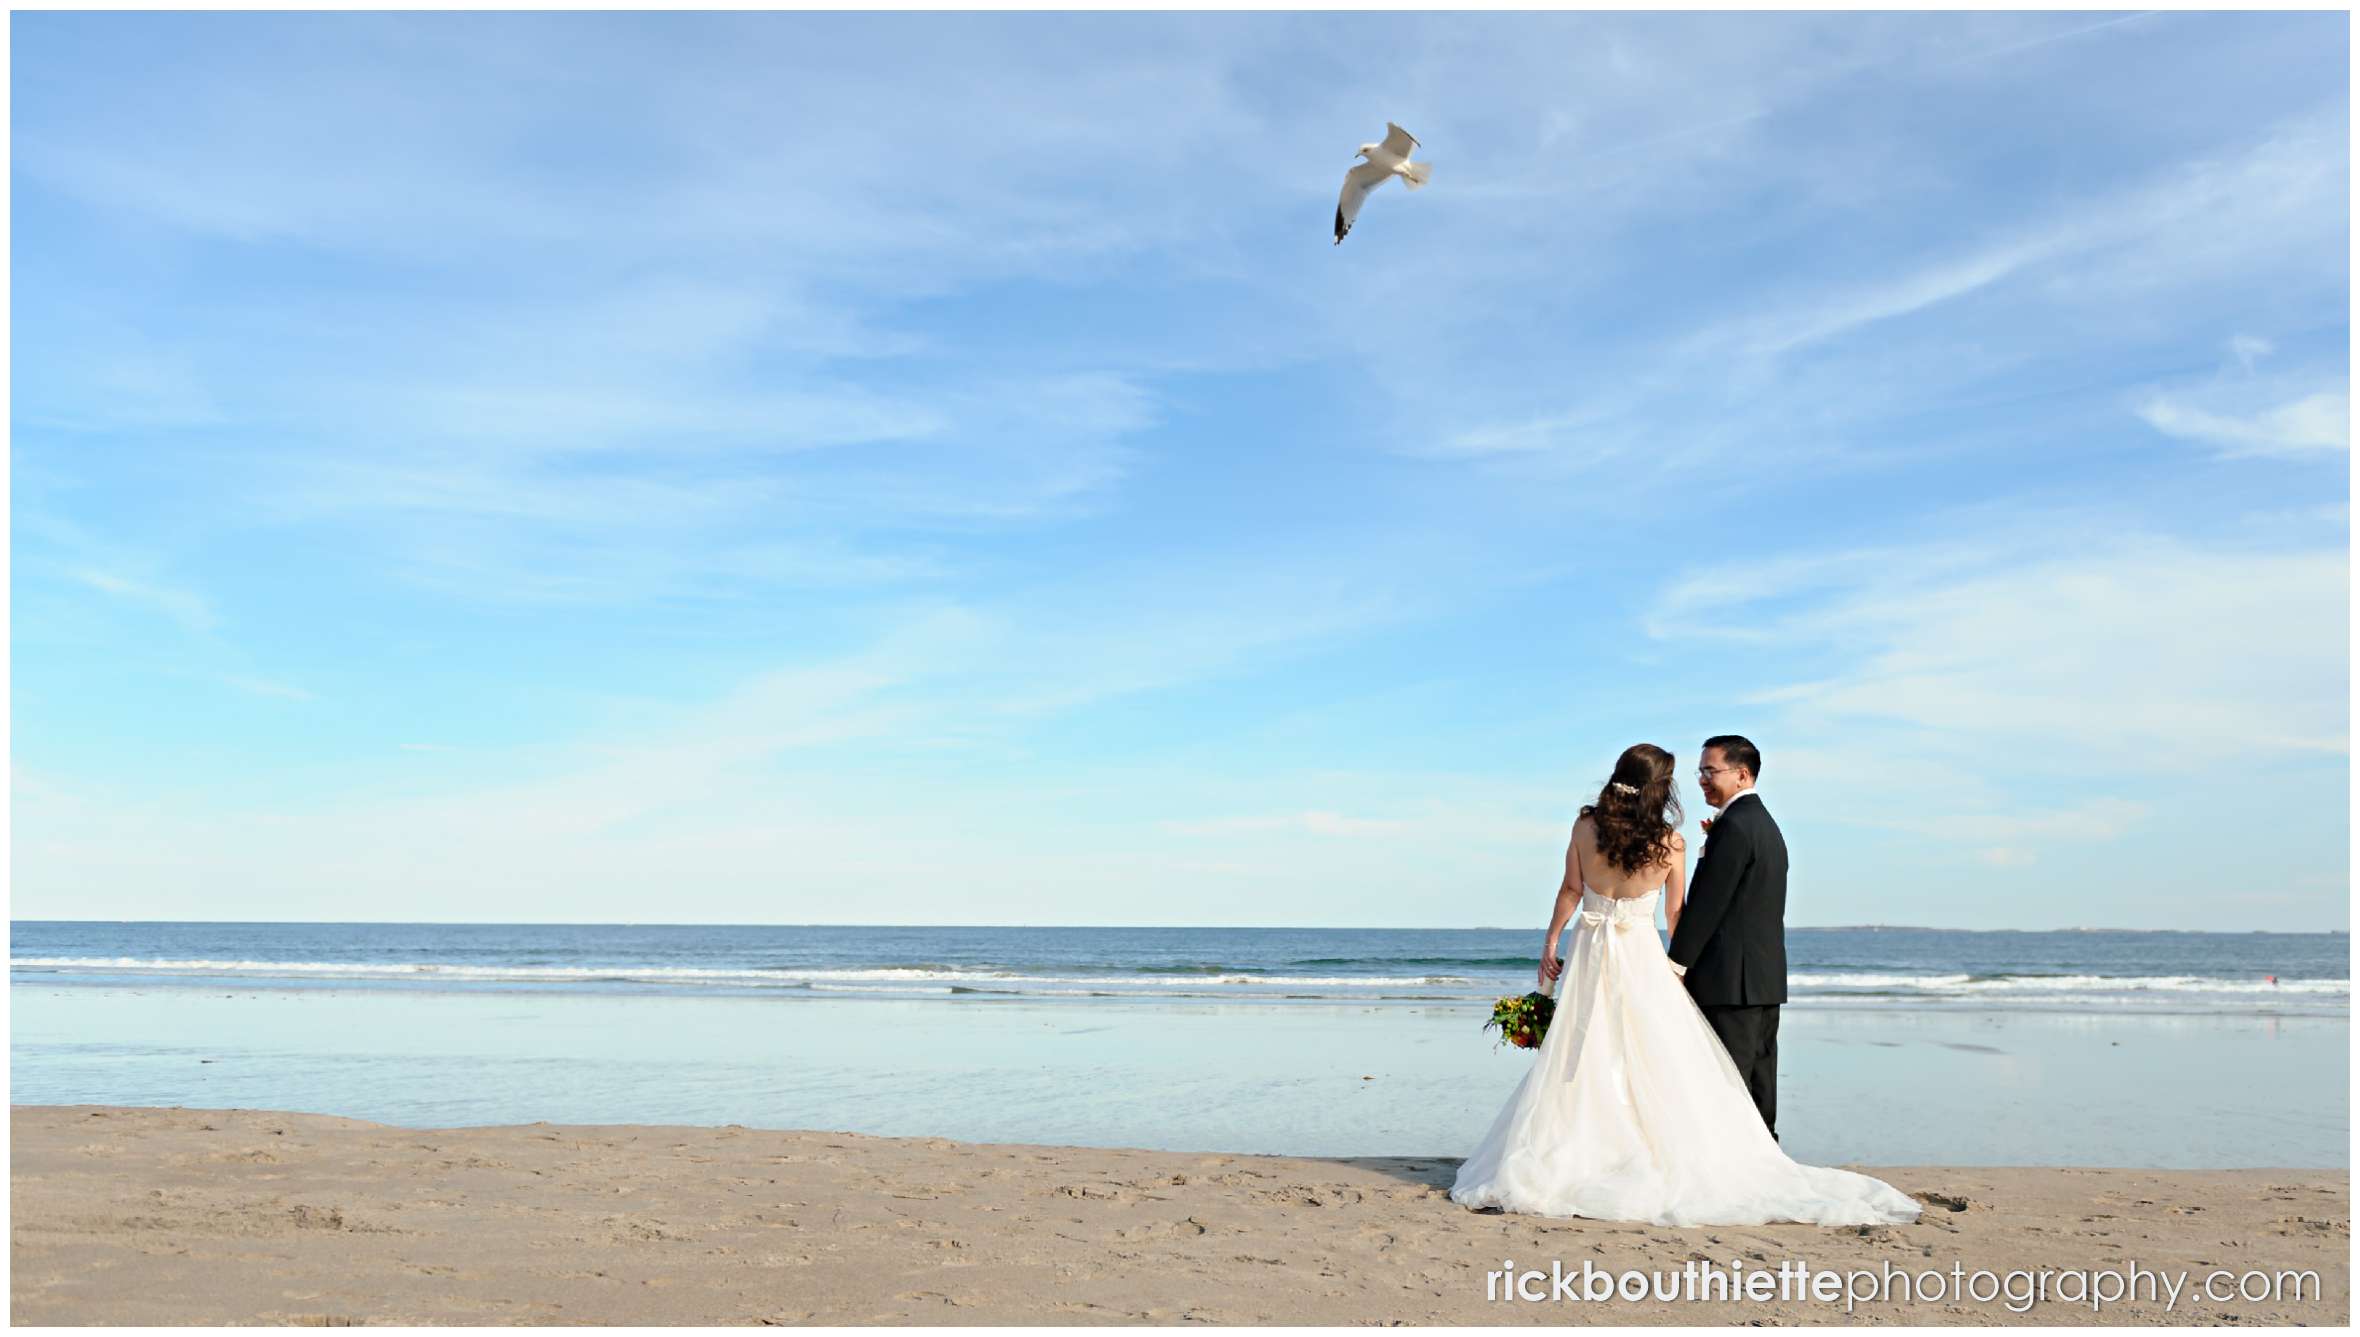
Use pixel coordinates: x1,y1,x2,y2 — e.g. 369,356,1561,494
1700,1003,1779,1140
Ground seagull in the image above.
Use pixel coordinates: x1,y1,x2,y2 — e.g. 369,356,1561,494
1334,122,1432,244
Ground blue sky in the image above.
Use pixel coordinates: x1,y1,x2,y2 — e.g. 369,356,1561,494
11,11,2349,930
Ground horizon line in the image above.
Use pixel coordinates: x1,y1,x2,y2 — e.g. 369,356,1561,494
9,918,2350,936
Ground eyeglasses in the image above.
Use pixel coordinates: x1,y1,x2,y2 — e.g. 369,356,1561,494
1696,765,1738,778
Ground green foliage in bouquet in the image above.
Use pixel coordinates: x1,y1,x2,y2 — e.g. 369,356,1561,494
1484,990,1556,1051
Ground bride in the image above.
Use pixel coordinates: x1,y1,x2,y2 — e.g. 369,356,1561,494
1448,743,1921,1227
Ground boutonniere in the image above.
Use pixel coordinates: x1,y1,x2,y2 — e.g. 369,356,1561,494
1700,818,1714,835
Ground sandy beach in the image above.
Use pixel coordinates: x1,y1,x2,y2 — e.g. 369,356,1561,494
9,1105,2347,1326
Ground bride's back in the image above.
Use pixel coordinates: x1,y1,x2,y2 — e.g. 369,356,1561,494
1574,814,1680,899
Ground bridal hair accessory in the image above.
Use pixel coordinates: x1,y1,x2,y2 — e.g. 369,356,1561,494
1484,991,1556,1051
1610,781,1639,795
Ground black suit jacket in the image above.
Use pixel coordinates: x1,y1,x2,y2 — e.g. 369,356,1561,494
1665,792,1788,1006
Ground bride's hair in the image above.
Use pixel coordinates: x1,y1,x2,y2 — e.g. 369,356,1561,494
1579,743,1683,875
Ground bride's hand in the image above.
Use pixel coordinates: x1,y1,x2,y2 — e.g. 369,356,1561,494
1538,950,1562,988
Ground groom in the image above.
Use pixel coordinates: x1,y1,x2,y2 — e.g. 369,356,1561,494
1666,735,1788,1141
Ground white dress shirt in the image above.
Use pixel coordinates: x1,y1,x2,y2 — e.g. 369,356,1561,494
1712,785,1761,813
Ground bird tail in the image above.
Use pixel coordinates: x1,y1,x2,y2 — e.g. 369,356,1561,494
1401,160,1434,190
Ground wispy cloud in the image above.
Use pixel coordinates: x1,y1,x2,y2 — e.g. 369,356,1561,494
1930,10,2162,67
1699,106,2345,361
1848,797,2149,847
1656,533,2349,764
1852,794,2149,871
1734,237,2062,359
2134,390,2349,459
68,568,218,633
213,369,1160,606
221,675,315,702
1430,101,2345,486
1416,406,1631,464
1159,810,1407,837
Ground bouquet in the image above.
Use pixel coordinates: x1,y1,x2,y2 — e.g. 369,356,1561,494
1483,990,1556,1051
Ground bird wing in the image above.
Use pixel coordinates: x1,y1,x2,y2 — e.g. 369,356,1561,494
1334,160,1393,242
1381,122,1420,157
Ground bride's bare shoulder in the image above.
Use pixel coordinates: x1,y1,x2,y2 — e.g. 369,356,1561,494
1568,813,1600,854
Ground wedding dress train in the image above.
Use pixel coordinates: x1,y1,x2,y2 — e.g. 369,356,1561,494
1449,886,1921,1227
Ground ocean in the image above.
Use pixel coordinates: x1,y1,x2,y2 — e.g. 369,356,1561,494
11,920,2349,1168
10,920,2347,1014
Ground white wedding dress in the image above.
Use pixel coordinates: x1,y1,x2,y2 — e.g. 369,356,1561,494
1449,885,1922,1226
